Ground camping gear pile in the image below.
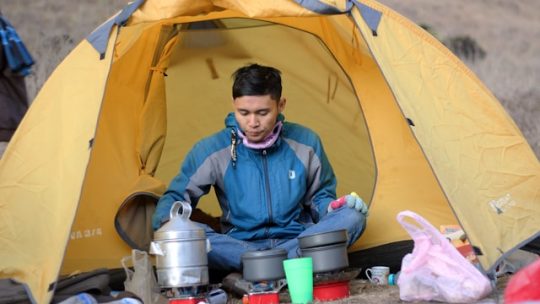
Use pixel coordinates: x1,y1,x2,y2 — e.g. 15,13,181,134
240,230,358,303
1,0,539,303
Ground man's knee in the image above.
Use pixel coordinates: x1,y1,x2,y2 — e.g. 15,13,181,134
334,207,367,242
333,206,366,224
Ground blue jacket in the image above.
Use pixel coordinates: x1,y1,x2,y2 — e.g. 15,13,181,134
152,113,337,241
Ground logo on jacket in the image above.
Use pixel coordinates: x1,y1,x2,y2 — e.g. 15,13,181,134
289,170,296,179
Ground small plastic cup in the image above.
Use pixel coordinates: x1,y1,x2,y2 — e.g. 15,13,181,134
283,257,313,304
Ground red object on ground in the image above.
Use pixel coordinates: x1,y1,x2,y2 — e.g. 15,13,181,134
504,257,540,303
168,297,206,304
313,281,350,301
248,291,280,304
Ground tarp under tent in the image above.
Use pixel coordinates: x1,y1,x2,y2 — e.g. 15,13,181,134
1,0,539,302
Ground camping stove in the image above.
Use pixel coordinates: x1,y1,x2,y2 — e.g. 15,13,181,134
164,285,228,304
247,279,287,304
164,285,209,304
312,267,361,302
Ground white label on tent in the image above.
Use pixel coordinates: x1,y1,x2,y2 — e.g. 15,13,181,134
488,194,516,214
70,228,103,240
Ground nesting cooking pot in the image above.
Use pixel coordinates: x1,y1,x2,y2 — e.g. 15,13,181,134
149,201,210,288
298,229,349,273
242,248,287,282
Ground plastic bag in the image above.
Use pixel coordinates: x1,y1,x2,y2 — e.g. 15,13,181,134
396,211,492,303
504,257,540,303
121,249,164,304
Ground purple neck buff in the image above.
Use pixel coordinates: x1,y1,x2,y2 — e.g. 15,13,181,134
237,121,283,150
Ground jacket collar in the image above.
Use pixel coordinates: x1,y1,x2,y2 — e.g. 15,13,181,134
225,112,285,150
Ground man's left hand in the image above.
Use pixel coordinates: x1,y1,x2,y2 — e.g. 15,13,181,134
327,192,368,215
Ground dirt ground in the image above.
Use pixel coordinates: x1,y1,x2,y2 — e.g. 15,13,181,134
226,275,510,303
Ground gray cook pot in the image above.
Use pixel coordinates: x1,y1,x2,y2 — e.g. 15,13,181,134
300,242,349,273
242,248,287,282
150,201,210,288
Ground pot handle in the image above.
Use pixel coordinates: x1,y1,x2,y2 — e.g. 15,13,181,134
149,241,164,256
170,201,192,220
206,239,212,253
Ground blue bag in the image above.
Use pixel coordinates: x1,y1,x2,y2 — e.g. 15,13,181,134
0,14,34,76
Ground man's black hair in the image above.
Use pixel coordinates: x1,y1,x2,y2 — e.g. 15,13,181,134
232,64,282,101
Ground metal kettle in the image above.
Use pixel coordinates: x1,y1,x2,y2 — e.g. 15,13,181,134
150,201,210,288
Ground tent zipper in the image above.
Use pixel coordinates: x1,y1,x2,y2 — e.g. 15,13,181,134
262,149,273,231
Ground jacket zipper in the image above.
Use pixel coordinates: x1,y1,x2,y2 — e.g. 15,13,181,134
262,149,273,234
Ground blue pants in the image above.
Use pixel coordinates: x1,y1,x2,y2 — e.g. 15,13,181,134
202,207,367,271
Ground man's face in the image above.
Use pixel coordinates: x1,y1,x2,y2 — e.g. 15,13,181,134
233,94,286,143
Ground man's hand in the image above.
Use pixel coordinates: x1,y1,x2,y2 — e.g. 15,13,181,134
328,192,368,215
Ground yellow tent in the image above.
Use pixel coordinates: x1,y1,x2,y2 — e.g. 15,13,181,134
1,0,539,302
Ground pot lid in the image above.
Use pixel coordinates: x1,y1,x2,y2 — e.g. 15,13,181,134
300,242,347,252
154,201,206,240
242,248,287,260
298,229,348,249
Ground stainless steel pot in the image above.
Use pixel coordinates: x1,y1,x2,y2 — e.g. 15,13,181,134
242,248,287,282
300,242,349,273
150,201,210,288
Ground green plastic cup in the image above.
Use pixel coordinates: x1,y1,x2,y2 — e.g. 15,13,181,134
283,257,313,304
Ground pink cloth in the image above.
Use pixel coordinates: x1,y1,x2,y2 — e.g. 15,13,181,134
237,121,283,150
